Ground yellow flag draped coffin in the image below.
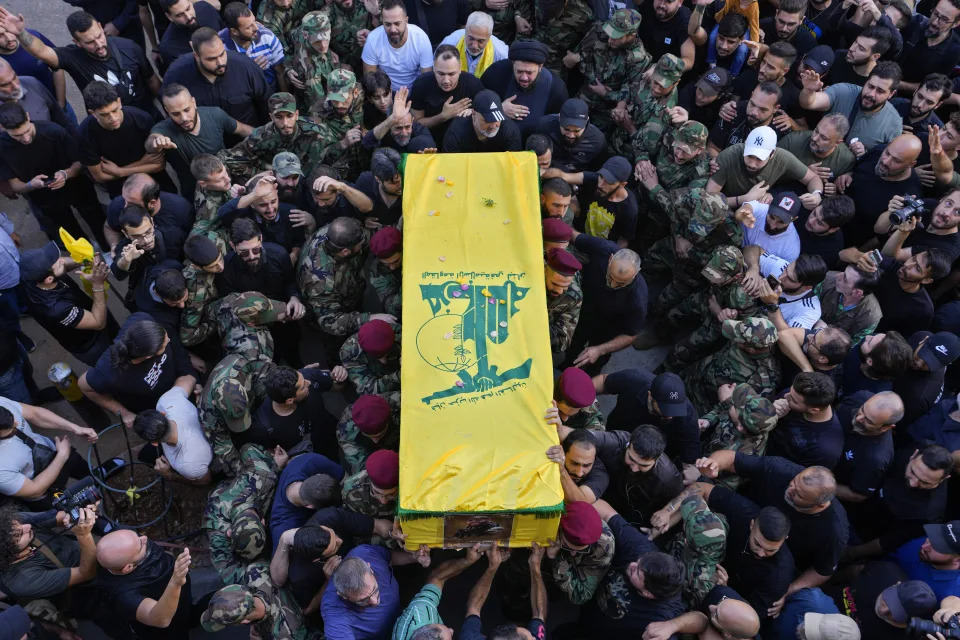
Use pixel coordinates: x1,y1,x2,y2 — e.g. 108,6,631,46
398,151,563,549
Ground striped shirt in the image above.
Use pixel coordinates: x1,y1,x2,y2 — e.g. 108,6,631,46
391,584,442,640
218,25,285,89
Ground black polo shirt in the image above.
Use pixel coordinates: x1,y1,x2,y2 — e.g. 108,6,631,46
0,121,80,206
898,29,960,84
843,147,924,247
833,390,895,498
409,69,483,142
157,1,224,71
604,368,701,466
737,453,849,575
441,116,522,153
576,173,638,246
874,263,934,337
162,51,270,126
766,409,844,470
106,191,195,233
796,212,845,269
638,2,692,63
216,198,306,253
536,115,608,173
572,233,648,341
355,172,402,227
215,241,299,300
708,486,796,618
54,37,155,113
758,17,816,57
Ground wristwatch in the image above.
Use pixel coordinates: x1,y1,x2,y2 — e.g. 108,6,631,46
763,303,780,313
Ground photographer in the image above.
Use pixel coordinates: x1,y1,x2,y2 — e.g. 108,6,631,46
0,505,99,628
875,192,960,266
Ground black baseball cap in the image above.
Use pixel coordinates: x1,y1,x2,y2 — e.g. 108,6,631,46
474,89,505,123
650,373,687,417
696,67,732,98
559,98,589,128
18,241,60,282
598,156,631,184
918,331,960,372
880,580,938,624
769,192,802,222
925,520,960,555
803,45,835,75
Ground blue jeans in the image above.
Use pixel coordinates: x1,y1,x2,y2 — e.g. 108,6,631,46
0,347,32,403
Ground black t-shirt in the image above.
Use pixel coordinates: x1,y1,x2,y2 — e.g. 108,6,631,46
737,453,850,575
732,69,801,116
707,487,796,618
215,242,298,301
106,192,195,233
840,346,893,399
833,391,895,497
677,83,722,131
758,17,816,58
708,100,755,149
0,121,80,205
537,116,608,173
765,403,844,470
157,0,223,71
844,147,924,247
441,116,522,153
874,264,934,336
845,561,911,640
894,350,945,427
904,228,960,266
578,455,610,499
21,278,103,353
55,37,155,113
604,368,701,465
573,234,648,339
296,180,361,228
404,0,470,46
638,3,692,63
410,70,483,142
162,51,270,126
84,312,195,413
240,368,335,452
355,172,402,227
577,173,638,245
796,211,846,269
95,541,194,639
79,106,158,196
216,199,306,253
133,266,183,341
363,101,388,130
898,29,960,84
824,53,869,86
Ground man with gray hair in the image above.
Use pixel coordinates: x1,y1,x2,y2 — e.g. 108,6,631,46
321,545,401,639
777,114,856,182
0,58,74,134
356,148,404,228
440,12,508,77
566,228,647,375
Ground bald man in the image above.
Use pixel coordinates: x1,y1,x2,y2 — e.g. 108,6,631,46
839,133,923,247
834,390,903,503
104,172,195,250
0,58,74,134
640,587,761,638
96,530,195,638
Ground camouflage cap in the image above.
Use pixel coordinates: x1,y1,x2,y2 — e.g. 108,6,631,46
231,292,288,326
731,383,778,435
603,8,641,39
201,585,256,632
673,121,707,154
301,10,331,41
231,510,266,560
326,69,357,103
652,54,684,89
268,92,297,115
701,245,744,285
220,379,252,433
273,151,303,178
680,494,727,556
721,317,778,350
685,188,728,238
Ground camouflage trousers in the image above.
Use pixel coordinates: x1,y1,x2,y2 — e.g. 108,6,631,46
645,237,707,316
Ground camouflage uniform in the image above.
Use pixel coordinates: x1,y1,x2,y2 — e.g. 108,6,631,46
297,224,370,337
665,495,727,608
701,384,778,491
215,292,288,361
200,576,317,640
575,10,651,134
180,263,219,346
469,0,518,41
337,392,401,475
257,0,311,50
564,400,605,431
288,12,339,111
664,246,761,370
310,69,365,180
203,444,280,584
191,187,231,254
201,354,275,476
339,325,401,395
548,272,582,353
517,0,595,73
547,520,615,605
610,54,683,158
369,257,402,318
681,318,781,414
218,94,334,184
342,470,396,520
326,0,375,65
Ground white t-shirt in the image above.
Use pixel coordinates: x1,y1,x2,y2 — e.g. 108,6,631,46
0,397,55,498
156,387,212,481
759,252,822,329
361,24,434,88
742,201,801,264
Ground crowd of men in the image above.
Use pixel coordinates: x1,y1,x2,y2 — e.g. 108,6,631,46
1,0,960,637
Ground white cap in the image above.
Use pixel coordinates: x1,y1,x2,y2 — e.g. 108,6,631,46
743,126,778,161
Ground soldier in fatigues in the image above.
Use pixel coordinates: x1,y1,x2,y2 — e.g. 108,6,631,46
327,0,379,70
665,495,727,608
609,54,683,158
342,449,399,520
190,154,234,255
369,226,402,319
340,319,400,395
337,393,400,475
181,234,223,347
547,502,615,605
664,246,761,371
287,12,339,111
218,93,334,184
201,575,318,640
700,383,778,491
517,0,596,74
204,443,284,584
556,367,605,430
215,291,290,361
565,9,651,134
201,353,275,476
310,69,365,180
682,318,781,414
545,248,583,354
257,0,311,50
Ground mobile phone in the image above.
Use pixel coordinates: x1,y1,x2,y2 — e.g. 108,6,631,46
42,176,56,186
868,249,882,265
766,275,781,289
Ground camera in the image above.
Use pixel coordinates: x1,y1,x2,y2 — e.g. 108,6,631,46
888,195,927,228
908,614,960,638
52,477,101,523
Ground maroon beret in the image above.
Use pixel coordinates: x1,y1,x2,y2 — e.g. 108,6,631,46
560,501,602,546
542,218,573,243
358,319,395,357
352,395,391,434
370,226,402,258
546,248,582,276
366,449,400,489
558,367,595,408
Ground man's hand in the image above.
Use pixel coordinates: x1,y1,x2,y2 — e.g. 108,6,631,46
75,426,99,443
486,0,510,9
649,508,672,537
119,406,136,429
171,548,191,587
392,85,411,120
717,382,735,403
573,345,602,367
341,126,362,148
562,50,580,69
529,541,546,566
150,135,179,151
773,397,791,418
502,95,529,121
929,123,945,157
799,68,823,93
330,365,348,383
289,209,315,230
642,620,679,640
849,139,865,157
698,418,710,432
674,235,692,258
768,594,786,618
120,242,145,266
322,555,342,577
772,110,796,133
284,296,305,320
834,172,853,192
54,435,71,458
799,191,822,209
286,68,306,90
514,15,532,34
154,455,175,478
465,542,484,563
741,265,763,295
916,163,935,187
635,160,659,189
71,506,97,536
545,444,565,464
587,81,611,97
715,564,728,585
808,162,832,181
855,250,878,273
440,96,472,120
756,278,782,305
742,180,770,204
545,537,562,559
695,456,720,479
102,22,119,36
415,544,432,567
666,106,688,126
718,100,738,122
356,28,370,46
545,401,561,429
486,543,509,568
715,308,738,323
369,313,397,323
734,203,757,230
0,7,26,36
312,175,344,194
252,55,271,70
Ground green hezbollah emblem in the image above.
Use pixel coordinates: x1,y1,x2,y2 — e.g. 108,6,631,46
417,279,532,404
